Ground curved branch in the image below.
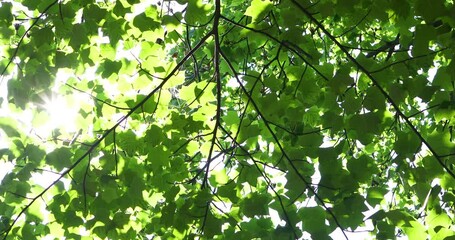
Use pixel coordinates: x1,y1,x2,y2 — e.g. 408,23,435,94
290,0,455,182
218,124,299,238
0,0,59,83
201,0,221,189
1,30,212,239
370,48,448,74
220,15,331,82
220,47,348,239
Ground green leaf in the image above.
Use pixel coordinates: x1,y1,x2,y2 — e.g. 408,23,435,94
348,112,381,144
185,0,212,25
237,122,261,144
209,168,229,185
46,148,73,171
144,124,164,147
0,2,13,23
204,212,223,238
329,66,354,94
367,187,388,206
25,144,46,163
342,90,362,114
387,210,427,240
31,27,53,47
217,181,239,203
1,0,454,239
415,0,447,22
347,155,378,183
376,220,396,239
133,13,159,32
426,209,452,237
69,24,88,50
433,66,454,91
100,59,122,78
331,194,368,229
0,117,21,137
12,181,31,196
426,129,455,156
412,24,435,56
240,193,270,218
147,146,170,169
84,4,107,22
394,131,422,156
63,211,84,227
363,87,385,111
299,206,328,237
21,224,36,240
245,0,273,23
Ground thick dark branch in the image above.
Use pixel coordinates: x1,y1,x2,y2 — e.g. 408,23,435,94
200,201,211,233
365,34,400,60
201,0,222,189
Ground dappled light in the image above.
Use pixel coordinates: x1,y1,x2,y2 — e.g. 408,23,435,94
39,94,79,135
1,0,455,239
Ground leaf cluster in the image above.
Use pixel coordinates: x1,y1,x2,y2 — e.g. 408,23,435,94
0,0,455,239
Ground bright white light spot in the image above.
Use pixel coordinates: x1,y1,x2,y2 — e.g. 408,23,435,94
428,66,438,82
269,208,286,226
41,95,78,133
0,161,14,181
31,171,72,192
227,77,240,88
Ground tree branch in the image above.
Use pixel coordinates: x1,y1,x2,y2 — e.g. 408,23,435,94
201,0,222,189
2,30,213,239
290,0,455,182
220,47,348,240
0,1,59,84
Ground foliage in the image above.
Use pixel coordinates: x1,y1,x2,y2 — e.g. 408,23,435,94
0,0,455,239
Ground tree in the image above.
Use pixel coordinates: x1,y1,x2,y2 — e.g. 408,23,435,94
0,0,454,239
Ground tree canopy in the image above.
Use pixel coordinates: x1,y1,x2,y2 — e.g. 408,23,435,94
0,0,455,239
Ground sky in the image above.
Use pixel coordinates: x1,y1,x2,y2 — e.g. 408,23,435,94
0,0,436,239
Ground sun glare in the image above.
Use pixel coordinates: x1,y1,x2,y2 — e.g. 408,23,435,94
36,94,79,138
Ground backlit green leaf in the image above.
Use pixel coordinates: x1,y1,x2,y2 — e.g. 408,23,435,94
245,0,273,23
1,0,454,239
